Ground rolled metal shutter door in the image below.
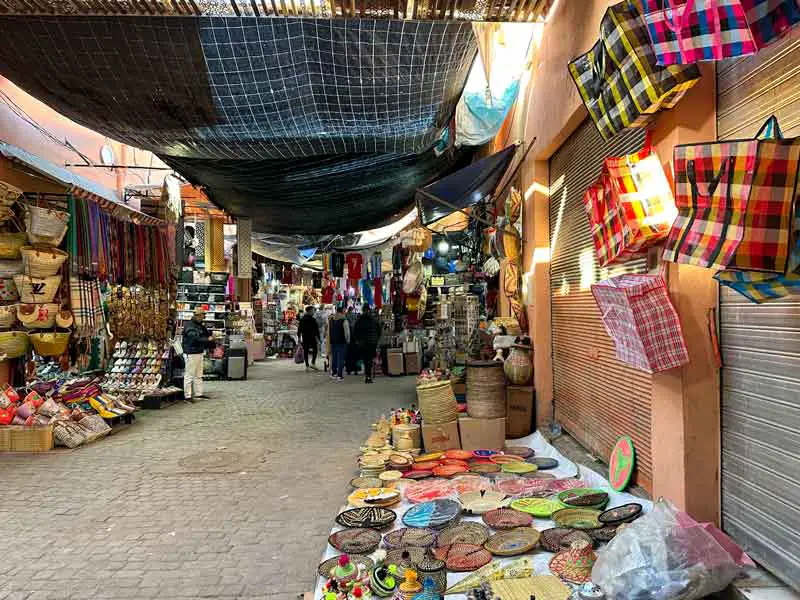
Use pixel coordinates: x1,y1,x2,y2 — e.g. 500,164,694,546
548,119,654,491
717,29,800,591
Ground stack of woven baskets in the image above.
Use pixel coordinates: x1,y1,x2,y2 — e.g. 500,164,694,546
0,183,72,360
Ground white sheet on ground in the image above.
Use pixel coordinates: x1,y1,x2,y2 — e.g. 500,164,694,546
313,430,652,599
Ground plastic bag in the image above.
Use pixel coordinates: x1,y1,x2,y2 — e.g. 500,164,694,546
593,500,742,600
294,343,304,364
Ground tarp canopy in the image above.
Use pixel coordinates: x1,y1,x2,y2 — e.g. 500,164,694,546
416,143,518,226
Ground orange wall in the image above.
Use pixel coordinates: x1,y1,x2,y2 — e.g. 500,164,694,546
0,77,169,196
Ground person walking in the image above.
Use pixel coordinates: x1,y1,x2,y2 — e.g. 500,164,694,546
354,303,381,384
327,305,350,381
181,307,215,401
297,305,321,371
345,305,360,375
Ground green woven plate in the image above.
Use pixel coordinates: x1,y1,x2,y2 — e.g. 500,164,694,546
509,498,562,518
552,508,602,530
501,461,538,474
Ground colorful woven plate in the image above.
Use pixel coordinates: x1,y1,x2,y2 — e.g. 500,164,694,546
482,507,533,530
317,554,374,578
460,490,507,515
539,527,572,552
529,457,559,470
510,498,561,518
433,464,469,478
502,461,538,474
436,521,490,546
404,479,455,504
469,462,500,474
433,543,493,572
520,471,555,480
415,452,444,463
472,449,500,458
405,470,434,480
452,475,495,495
560,529,594,549
484,528,541,556
598,502,642,525
335,507,397,529
347,487,401,508
350,476,383,489
328,527,382,553
402,499,461,529
444,449,474,460
382,527,437,550
557,488,609,510
503,446,534,458
552,508,602,530
491,454,526,465
549,541,596,584
609,435,635,492
589,524,619,542
385,547,427,570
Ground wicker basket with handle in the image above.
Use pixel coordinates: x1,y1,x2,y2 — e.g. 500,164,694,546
0,232,27,260
29,331,70,357
13,274,61,303
0,304,17,329
20,246,68,278
17,303,59,329
23,204,70,247
0,330,29,358
466,360,507,418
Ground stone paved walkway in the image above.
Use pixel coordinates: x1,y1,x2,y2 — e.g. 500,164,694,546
0,360,414,600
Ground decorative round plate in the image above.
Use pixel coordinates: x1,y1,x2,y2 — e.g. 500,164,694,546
502,462,537,474
404,479,455,504
440,458,470,468
317,554,374,578
405,470,434,480
415,452,444,463
484,528,541,556
350,476,383,489
389,454,414,469
436,522,490,547
598,502,642,525
503,446,534,458
552,508,602,530
433,543,493,572
520,471,555,480
328,528,382,553
383,527,437,550
470,463,500,474
609,435,636,492
539,527,572,552
560,529,594,549
444,449,474,460
452,476,494,495
402,499,461,529
433,464,468,478
482,507,533,530
385,547,427,570
494,477,533,497
460,490,507,515
529,457,559,470
379,470,403,484
491,454,526,465
347,487,401,508
589,524,619,542
547,478,587,493
549,546,594,584
558,488,609,510
510,498,561,518
335,507,397,529
472,449,500,458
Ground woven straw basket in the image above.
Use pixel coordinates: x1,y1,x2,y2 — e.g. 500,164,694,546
0,233,28,260
0,305,17,329
0,330,29,358
13,274,61,303
23,205,69,247
55,309,73,328
30,331,70,357
0,260,22,278
417,380,458,424
466,360,507,419
17,303,59,329
21,246,68,278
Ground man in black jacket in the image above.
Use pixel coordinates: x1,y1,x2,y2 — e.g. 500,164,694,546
182,307,215,401
297,305,321,371
354,303,382,384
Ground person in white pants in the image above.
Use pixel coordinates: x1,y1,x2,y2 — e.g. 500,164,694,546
182,307,215,401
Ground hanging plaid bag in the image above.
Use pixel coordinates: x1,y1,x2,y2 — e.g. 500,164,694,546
634,0,757,65
740,0,800,48
569,2,701,141
591,274,689,373
662,137,758,268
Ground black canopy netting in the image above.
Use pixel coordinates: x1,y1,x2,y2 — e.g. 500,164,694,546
0,15,478,233
417,144,518,226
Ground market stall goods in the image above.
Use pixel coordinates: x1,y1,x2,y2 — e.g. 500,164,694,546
598,502,642,525
432,543,493,572
459,490,507,515
368,564,398,597
548,540,596,584
482,507,533,530
503,446,534,458
443,449,474,461
520,470,556,480
317,554,374,578
350,476,383,489
403,479,455,504
382,527,437,550
504,344,533,385
466,360,506,419
539,528,573,553
436,521,490,547
432,463,468,477
347,488,401,508
469,462,500,474
404,470,433,480
552,508,602,530
416,380,458,424
402,499,461,529
559,529,594,549
557,488,610,510
501,461,537,474
489,575,572,600
589,524,619,543
415,555,447,594
385,547,427,572
335,507,396,529
491,453,526,465
451,475,495,495
510,498,562,518
484,528,541,557
529,456,559,470
327,528,382,554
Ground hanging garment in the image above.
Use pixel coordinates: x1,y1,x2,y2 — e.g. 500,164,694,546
70,278,105,339
282,265,293,284
369,252,382,279
331,252,345,277
345,252,363,280
634,0,757,65
373,277,383,309
392,245,403,273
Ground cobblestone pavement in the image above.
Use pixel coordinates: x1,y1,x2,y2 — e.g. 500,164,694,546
0,360,415,600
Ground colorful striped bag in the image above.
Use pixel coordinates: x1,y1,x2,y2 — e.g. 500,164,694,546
740,0,800,48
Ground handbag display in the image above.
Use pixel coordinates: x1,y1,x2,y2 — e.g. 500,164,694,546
569,1,700,141
584,133,677,266
634,0,757,65
740,0,800,48
591,274,689,373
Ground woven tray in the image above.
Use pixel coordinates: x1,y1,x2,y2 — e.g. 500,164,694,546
328,527,381,553
502,462,537,474
560,529,594,549
510,498,561,518
552,508,602,530
598,502,642,525
539,528,572,553
589,524,619,542
404,479,455,504
335,507,397,529
558,489,609,510
436,522,490,547
350,476,383,489
469,462,500,474
490,576,571,600
383,527,437,550
433,543,493,572
482,508,533,530
433,464,468,477
452,476,495,495
405,469,434,480
317,554,374,578
503,446,534,458
529,457,559,470
484,528,541,557
403,499,461,530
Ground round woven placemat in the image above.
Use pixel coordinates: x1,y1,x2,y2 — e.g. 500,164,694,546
433,543,493,572
317,554,374,578
503,446,534,458
510,498,561,518
552,508,602,530
402,499,461,530
560,529,594,548
519,471,555,480
383,527,437,550
328,527,382,553
598,502,642,525
436,522,490,547
350,476,382,489
469,462,500,474
529,456,559,470
539,527,572,552
484,528,541,556
335,507,397,529
589,524,619,542
482,507,533,530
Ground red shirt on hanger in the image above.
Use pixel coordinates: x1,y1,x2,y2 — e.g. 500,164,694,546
345,253,363,280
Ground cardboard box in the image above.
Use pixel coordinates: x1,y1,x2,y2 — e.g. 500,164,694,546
506,385,534,438
458,416,506,451
422,421,461,452
404,352,420,374
387,350,404,376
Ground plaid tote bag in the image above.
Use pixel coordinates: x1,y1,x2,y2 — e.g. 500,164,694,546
662,138,758,269
635,0,757,64
591,274,689,373
740,0,800,48
584,174,634,267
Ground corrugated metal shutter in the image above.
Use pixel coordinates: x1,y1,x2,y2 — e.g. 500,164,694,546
548,119,654,491
717,29,800,591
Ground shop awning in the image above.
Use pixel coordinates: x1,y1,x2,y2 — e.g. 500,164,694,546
416,143,518,226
